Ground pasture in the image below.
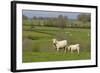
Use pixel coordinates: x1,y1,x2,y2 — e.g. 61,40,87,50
22,26,91,63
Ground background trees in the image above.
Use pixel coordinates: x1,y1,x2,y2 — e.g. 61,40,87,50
23,13,91,28
78,13,91,23
57,15,67,29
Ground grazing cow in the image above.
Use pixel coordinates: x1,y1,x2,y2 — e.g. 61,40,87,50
52,39,67,52
68,44,80,54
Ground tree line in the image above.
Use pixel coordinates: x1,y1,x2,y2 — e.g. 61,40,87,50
23,13,91,29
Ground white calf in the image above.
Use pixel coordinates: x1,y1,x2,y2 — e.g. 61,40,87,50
68,44,80,54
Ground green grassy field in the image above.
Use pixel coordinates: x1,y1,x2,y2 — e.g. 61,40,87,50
22,26,91,63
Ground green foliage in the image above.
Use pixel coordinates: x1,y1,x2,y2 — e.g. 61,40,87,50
23,51,90,62
67,20,90,28
22,13,91,63
22,14,91,28
23,15,28,20
22,27,91,62
78,13,91,23
32,44,40,52
57,15,67,28
23,19,32,26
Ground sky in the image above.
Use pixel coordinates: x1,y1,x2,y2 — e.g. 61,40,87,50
23,10,86,19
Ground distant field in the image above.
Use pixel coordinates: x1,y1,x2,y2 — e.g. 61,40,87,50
22,26,91,63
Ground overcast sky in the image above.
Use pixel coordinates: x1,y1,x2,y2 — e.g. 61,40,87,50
23,10,88,19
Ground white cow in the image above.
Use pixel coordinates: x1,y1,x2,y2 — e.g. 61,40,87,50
68,44,80,54
52,39,67,52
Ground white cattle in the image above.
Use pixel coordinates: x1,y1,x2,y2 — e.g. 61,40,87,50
52,39,67,52
68,44,80,54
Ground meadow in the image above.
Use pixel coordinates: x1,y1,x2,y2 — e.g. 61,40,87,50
22,26,91,63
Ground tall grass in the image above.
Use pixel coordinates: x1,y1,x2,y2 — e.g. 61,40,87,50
22,27,91,62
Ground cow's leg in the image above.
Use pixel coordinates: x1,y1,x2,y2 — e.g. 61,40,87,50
57,47,59,52
71,49,73,54
64,47,67,53
77,48,79,55
68,46,71,52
